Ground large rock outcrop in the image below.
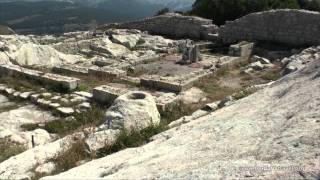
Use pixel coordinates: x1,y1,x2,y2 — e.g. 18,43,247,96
42,55,320,178
101,13,218,40
103,91,161,131
219,9,320,46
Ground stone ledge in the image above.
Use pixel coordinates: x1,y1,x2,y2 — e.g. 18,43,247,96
0,64,80,91
88,67,127,79
52,65,89,76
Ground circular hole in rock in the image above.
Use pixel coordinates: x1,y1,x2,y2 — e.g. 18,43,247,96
129,92,146,100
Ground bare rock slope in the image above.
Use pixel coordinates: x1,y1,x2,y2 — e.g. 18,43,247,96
43,59,320,178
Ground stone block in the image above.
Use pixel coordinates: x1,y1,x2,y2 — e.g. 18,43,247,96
52,65,89,76
88,67,126,79
92,85,128,104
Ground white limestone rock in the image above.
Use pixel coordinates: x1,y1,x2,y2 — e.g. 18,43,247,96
0,105,55,136
251,55,271,64
42,52,320,180
11,43,83,67
19,92,33,100
179,87,206,104
249,61,264,71
35,162,56,175
9,129,54,149
0,133,83,179
104,91,160,131
111,34,141,49
85,129,120,152
57,107,74,116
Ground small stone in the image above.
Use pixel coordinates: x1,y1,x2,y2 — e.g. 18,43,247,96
249,61,264,71
51,96,62,101
0,84,7,91
5,88,15,95
204,101,219,111
37,99,51,106
78,102,91,111
70,96,88,103
218,96,234,108
251,55,271,64
243,68,254,74
19,92,33,100
30,94,40,102
60,98,69,104
42,93,52,98
57,107,74,115
35,162,56,175
13,92,21,97
74,91,93,99
49,103,60,108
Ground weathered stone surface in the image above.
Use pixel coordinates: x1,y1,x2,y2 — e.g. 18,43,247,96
179,87,206,104
249,61,264,71
0,64,80,91
92,85,128,104
52,65,89,76
88,66,126,78
11,43,81,67
19,92,33,100
111,34,141,49
35,162,56,175
42,55,320,179
102,13,218,40
251,55,271,64
219,9,320,46
91,38,130,57
57,107,74,116
0,133,83,179
9,129,54,149
228,41,254,58
74,91,93,99
282,46,320,75
85,129,120,152
103,91,160,131
0,105,55,137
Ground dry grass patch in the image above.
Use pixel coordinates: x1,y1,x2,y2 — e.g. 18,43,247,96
0,138,26,163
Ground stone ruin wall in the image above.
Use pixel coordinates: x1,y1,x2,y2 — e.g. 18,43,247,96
101,13,219,40
219,9,320,46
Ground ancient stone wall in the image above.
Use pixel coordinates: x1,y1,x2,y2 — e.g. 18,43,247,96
101,13,218,40
219,9,320,46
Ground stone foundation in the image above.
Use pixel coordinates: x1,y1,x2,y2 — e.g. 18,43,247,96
88,67,127,79
140,70,213,93
92,85,128,104
52,65,89,76
0,64,80,91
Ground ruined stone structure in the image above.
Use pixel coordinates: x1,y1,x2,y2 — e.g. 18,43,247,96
219,9,320,46
101,13,219,40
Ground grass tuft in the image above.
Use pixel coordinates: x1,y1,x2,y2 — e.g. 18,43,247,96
0,138,26,163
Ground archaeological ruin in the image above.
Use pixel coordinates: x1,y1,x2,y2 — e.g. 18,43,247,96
0,9,319,179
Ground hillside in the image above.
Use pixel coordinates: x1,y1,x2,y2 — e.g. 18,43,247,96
0,0,163,34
